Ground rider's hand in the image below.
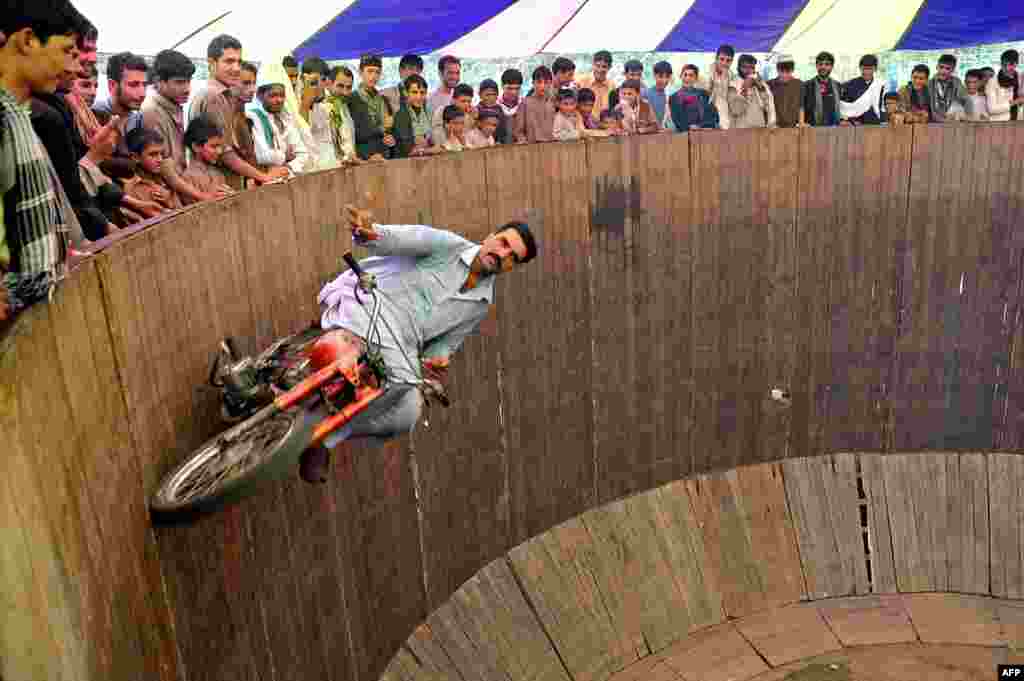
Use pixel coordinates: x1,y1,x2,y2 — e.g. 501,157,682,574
422,357,450,383
345,204,379,241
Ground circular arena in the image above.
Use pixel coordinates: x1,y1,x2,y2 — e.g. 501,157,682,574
4,126,1024,680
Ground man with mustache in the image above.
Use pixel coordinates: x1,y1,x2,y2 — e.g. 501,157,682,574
305,207,539,483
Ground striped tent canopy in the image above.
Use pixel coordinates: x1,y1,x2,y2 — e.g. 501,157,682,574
77,0,1024,61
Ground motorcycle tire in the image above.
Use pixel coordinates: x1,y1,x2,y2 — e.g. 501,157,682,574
150,404,317,519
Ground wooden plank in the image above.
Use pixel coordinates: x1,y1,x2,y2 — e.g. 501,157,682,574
685,463,805,619
578,494,697,653
989,452,1024,598
781,453,868,598
881,452,988,594
994,124,1024,448
647,481,723,632
903,593,1003,646
688,128,797,473
857,453,897,592
0,299,89,681
486,142,596,545
448,558,569,681
508,519,639,681
50,262,181,681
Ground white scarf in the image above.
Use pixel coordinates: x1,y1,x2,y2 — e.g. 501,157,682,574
839,78,884,119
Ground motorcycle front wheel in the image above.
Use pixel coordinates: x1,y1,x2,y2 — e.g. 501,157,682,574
150,404,316,519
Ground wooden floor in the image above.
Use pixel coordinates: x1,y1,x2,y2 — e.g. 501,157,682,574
607,593,1024,681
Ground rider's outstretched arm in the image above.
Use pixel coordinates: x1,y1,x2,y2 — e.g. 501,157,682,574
355,223,473,259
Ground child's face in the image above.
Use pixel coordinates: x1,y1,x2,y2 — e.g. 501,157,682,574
446,116,465,138
716,53,733,73
399,65,421,80
479,118,498,138
558,98,577,115
619,87,638,105
502,82,521,101
137,143,164,174
682,69,698,87
556,69,575,85
592,59,611,82
533,78,551,97
966,75,979,94
655,72,672,90
578,100,594,117
480,88,498,107
360,65,381,89
625,68,643,82
454,95,473,113
406,83,426,108
196,136,225,164
861,65,876,81
912,71,928,89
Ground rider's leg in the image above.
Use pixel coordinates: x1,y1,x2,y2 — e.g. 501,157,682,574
299,387,422,483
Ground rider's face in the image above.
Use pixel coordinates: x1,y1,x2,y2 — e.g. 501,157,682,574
477,229,529,275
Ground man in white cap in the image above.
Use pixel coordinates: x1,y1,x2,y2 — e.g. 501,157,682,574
247,61,310,176
768,54,803,128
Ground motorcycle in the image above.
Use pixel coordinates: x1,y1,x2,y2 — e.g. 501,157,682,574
149,252,449,519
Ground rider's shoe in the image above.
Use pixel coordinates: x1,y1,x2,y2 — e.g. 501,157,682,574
299,444,331,484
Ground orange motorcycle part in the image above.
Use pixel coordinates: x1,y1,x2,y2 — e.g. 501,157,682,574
310,384,385,446
306,330,364,372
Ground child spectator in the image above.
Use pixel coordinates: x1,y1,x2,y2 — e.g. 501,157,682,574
441,105,467,152
616,79,661,134
466,111,499,148
349,54,395,160
980,66,996,94
599,109,626,136
124,128,183,210
703,45,740,130
930,53,968,122
552,57,577,94
609,59,644,110
79,124,163,227
183,115,235,203
382,54,423,113
393,74,437,158
577,89,600,130
768,55,802,128
881,92,904,125
433,83,475,148
576,51,616,113
476,79,510,144
499,69,524,118
513,66,556,143
553,90,582,141
645,61,673,127
898,64,933,124
964,69,989,121
670,65,719,131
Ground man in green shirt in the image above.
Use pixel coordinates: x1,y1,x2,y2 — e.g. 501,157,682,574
349,54,395,160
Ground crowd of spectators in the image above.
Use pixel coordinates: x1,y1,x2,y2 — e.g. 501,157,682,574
3,0,1024,323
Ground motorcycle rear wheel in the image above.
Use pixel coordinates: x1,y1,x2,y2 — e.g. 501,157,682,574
150,404,316,519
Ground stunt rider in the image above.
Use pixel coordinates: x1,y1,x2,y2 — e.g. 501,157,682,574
300,205,538,482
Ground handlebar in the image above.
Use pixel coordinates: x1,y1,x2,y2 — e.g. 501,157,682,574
342,252,365,279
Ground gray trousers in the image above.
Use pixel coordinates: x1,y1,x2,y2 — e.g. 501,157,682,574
319,382,423,449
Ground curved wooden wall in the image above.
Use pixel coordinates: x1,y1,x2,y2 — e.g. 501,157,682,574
1,124,1023,681
379,453,1023,681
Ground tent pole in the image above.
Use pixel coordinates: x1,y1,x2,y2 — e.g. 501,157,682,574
170,11,234,52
